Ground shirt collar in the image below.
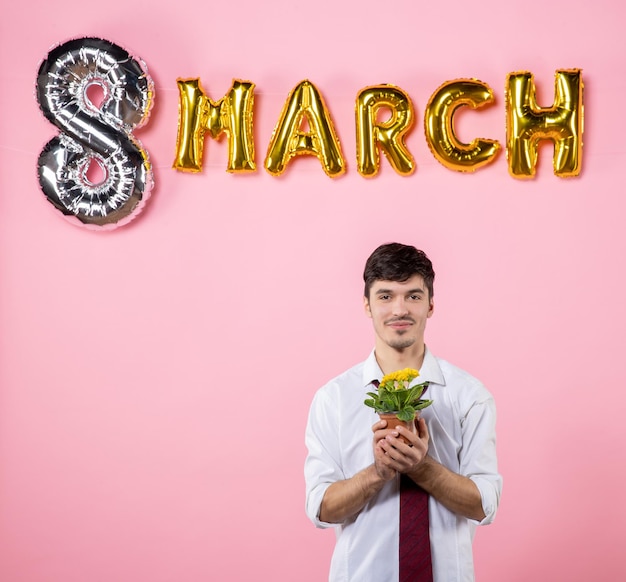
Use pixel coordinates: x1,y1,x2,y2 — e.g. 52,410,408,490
361,345,445,388
362,350,383,388
417,346,445,386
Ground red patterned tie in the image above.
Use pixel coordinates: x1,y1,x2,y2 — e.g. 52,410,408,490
399,473,432,581
371,379,433,580
399,381,432,582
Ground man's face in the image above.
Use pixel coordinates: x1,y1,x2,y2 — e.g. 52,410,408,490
363,275,434,351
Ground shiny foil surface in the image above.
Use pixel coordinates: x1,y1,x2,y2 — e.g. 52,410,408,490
36,38,154,228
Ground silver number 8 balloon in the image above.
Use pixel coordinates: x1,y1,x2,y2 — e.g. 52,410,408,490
36,37,154,229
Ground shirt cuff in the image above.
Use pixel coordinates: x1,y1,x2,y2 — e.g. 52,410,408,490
469,475,502,525
306,483,336,529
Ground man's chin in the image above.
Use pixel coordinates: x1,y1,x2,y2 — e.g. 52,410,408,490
388,338,416,350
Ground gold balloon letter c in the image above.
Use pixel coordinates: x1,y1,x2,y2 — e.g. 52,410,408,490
424,79,500,172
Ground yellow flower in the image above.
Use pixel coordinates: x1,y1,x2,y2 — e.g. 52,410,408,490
380,368,420,391
365,367,431,419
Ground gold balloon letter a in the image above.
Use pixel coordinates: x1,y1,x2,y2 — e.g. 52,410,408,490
424,79,500,172
506,69,583,178
355,85,415,177
173,78,256,173
264,80,345,178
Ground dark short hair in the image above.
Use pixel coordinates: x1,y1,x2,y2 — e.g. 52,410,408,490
363,243,435,299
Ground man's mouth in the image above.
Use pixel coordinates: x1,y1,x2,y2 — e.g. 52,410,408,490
386,319,414,329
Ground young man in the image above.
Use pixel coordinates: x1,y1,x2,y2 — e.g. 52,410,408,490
304,243,502,582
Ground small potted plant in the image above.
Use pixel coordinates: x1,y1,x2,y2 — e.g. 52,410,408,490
364,368,433,444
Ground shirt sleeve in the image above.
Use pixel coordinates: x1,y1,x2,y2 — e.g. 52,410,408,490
304,386,344,528
460,395,503,525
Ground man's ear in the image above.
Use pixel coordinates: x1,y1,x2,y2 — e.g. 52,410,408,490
427,298,435,318
363,295,372,318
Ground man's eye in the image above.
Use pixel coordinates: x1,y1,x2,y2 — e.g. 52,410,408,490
409,295,421,300
378,295,390,300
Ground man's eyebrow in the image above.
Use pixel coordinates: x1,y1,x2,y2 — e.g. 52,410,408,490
374,287,425,295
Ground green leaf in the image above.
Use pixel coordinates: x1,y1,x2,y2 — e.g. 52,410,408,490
405,382,427,403
365,373,433,417
415,399,433,410
397,407,415,422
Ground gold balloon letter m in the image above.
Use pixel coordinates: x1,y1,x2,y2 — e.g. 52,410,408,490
506,69,583,178
173,78,256,173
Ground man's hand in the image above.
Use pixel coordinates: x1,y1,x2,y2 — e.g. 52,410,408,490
318,421,402,524
372,418,400,481
375,416,429,475
379,417,486,521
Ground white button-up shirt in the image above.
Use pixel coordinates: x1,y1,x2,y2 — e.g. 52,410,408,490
305,348,502,582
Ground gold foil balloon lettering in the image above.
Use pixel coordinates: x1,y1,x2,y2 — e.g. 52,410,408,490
170,73,584,179
424,79,500,172
264,80,345,177
505,69,583,178
355,85,416,177
174,78,256,173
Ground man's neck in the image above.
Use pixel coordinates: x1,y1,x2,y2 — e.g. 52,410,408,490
374,342,427,375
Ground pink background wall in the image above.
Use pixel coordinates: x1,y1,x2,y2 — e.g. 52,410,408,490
1,1,625,580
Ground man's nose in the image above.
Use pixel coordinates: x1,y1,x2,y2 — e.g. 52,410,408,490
392,297,409,315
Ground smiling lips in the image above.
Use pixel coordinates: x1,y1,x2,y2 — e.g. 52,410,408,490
386,318,415,330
